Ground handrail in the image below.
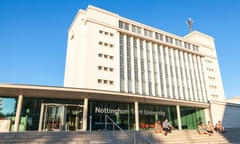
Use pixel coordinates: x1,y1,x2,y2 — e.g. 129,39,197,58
105,114,130,142
104,114,123,131
104,114,152,144
139,132,152,144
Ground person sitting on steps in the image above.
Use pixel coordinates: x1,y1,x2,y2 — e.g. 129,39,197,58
154,120,163,134
206,121,214,136
215,120,225,133
197,121,208,135
162,118,172,136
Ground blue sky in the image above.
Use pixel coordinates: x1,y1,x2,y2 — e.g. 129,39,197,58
0,0,239,99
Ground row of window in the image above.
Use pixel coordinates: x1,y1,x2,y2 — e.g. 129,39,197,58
99,41,114,48
205,59,213,63
209,85,217,89
208,76,216,80
97,29,115,87
99,30,114,37
98,53,114,60
206,68,214,72
98,66,114,72
211,94,219,99
97,79,114,85
119,20,199,52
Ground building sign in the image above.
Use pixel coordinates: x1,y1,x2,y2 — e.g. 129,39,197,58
95,107,130,114
139,109,165,116
95,107,165,116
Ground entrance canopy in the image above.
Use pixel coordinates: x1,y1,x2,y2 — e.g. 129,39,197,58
0,84,209,108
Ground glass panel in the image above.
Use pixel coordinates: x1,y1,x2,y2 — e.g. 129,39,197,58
88,101,134,130
21,98,42,131
0,97,17,132
139,104,177,130
65,105,83,131
180,106,205,129
43,104,63,131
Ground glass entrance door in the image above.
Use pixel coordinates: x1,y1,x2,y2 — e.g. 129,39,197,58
42,104,64,131
40,103,83,131
65,105,83,131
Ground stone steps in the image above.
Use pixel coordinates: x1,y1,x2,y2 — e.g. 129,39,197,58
0,131,113,144
0,129,240,144
151,129,239,144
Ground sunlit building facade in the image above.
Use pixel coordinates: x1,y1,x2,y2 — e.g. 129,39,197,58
64,5,224,102
0,5,231,132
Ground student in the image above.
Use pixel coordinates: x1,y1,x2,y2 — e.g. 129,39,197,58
154,120,163,133
215,120,225,133
197,122,208,135
162,118,172,136
206,121,214,136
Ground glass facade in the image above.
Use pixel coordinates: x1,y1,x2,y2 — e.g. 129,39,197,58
0,96,206,132
139,104,178,130
88,101,135,130
180,106,205,129
5,97,84,131
88,101,183,131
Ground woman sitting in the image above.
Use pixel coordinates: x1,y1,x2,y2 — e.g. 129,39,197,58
197,122,208,135
154,120,163,133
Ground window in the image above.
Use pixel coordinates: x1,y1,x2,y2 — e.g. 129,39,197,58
175,39,182,47
119,21,129,30
132,25,141,34
99,53,113,60
109,81,114,85
192,45,199,51
210,85,217,89
109,56,114,60
104,80,108,84
155,32,163,41
166,36,173,44
98,79,102,83
144,29,153,37
98,66,102,70
98,53,103,57
99,30,114,37
99,30,103,34
104,43,108,47
184,42,191,49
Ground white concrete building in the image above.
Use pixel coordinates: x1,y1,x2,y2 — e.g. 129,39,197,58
0,5,239,132
64,5,225,102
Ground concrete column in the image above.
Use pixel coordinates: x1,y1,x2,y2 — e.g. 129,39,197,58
82,98,88,131
38,103,44,131
143,40,149,95
134,101,139,131
130,36,135,93
137,38,142,94
204,107,211,123
14,95,23,132
176,105,182,130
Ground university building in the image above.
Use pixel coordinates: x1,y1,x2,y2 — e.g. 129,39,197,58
0,5,238,132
